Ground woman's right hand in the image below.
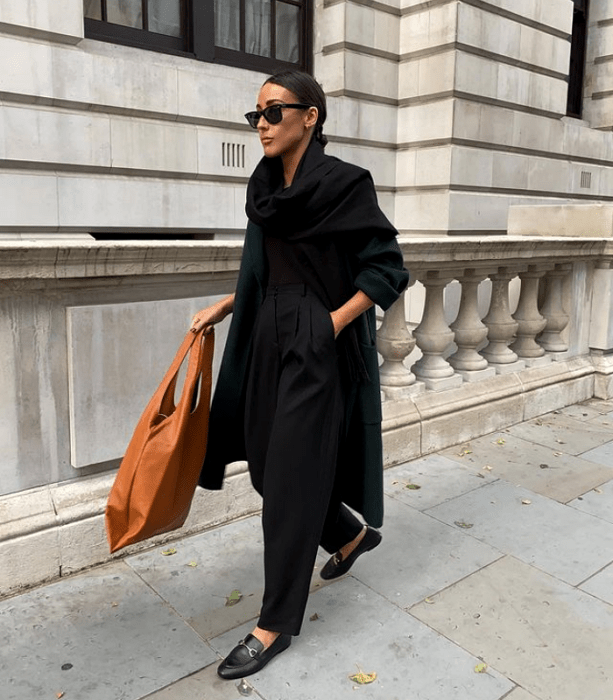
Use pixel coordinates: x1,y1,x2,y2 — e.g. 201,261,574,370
190,294,235,334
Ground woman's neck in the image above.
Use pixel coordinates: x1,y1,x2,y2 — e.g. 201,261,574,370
281,134,314,187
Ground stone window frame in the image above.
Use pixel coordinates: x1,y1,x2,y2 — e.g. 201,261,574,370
567,0,589,118
84,0,312,74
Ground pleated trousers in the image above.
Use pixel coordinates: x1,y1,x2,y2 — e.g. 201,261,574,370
244,284,363,636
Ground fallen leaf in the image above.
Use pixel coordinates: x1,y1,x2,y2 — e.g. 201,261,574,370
56,694,65,699
474,663,488,674
405,483,421,490
110,602,118,608
187,561,198,568
424,597,435,604
475,473,485,479
161,548,177,556
553,452,563,457
521,499,532,505
483,465,493,471
539,463,549,469
310,613,320,621
454,520,474,529
458,447,473,457
236,679,253,696
349,669,377,685
496,438,506,446
225,589,243,607
594,488,603,494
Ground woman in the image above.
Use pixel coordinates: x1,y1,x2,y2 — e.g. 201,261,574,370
190,70,409,680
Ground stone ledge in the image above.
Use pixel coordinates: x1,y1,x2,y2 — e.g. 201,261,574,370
508,204,613,237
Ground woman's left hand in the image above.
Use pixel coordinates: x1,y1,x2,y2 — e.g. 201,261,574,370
329,311,343,340
330,291,374,340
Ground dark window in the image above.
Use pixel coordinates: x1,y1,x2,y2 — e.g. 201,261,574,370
84,0,311,72
567,0,589,118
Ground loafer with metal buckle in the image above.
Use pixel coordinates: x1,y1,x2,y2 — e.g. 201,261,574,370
320,526,382,580
217,632,292,680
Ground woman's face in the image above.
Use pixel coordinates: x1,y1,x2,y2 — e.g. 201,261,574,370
255,82,317,160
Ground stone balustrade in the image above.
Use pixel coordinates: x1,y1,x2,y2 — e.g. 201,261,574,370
2,233,613,596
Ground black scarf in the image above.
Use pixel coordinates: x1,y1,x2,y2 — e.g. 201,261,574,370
246,138,398,242
245,139,399,382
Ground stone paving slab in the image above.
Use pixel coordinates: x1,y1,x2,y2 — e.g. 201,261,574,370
210,576,514,700
141,664,238,700
384,454,497,511
411,556,613,700
504,413,613,455
579,440,613,468
126,515,331,641
440,432,613,503
580,564,613,606
558,403,613,427
502,689,541,700
425,480,613,585
352,495,503,609
568,477,613,523
0,563,216,700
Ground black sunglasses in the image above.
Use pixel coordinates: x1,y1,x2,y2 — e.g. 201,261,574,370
244,103,312,129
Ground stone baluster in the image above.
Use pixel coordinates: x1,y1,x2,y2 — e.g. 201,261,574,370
511,265,551,366
480,267,526,373
448,269,496,381
378,290,421,400
412,270,463,390
539,263,571,355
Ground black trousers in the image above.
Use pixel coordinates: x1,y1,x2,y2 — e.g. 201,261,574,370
244,284,363,636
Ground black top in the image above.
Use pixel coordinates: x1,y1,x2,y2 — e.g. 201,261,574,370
265,236,303,285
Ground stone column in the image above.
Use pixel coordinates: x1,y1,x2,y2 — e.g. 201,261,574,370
412,270,463,390
448,269,496,381
511,265,551,367
539,263,571,357
378,290,422,399
480,267,526,373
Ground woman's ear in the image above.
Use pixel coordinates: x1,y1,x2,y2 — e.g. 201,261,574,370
305,106,318,129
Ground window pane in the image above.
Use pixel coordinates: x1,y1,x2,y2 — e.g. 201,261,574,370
215,0,240,50
83,0,102,20
276,2,299,63
107,0,143,28
148,0,182,37
246,0,271,57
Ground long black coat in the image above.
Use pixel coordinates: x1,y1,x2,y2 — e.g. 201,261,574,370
198,220,408,527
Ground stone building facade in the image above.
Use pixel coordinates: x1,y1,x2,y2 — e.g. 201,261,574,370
0,0,611,242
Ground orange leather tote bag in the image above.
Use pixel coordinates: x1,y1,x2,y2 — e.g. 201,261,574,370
105,328,214,553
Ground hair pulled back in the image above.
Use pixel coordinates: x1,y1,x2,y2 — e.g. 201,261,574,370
264,70,328,147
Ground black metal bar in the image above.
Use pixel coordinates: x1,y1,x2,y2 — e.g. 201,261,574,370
193,0,215,61
142,0,148,31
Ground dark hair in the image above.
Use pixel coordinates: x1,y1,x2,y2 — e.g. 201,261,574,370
264,70,328,147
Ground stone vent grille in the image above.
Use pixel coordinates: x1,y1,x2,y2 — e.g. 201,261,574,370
580,171,592,189
222,142,246,168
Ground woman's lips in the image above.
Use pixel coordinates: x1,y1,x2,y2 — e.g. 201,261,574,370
261,138,273,145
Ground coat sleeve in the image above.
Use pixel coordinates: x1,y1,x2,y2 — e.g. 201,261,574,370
344,177,410,311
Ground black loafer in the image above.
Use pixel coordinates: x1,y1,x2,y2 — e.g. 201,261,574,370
320,526,382,580
217,632,292,680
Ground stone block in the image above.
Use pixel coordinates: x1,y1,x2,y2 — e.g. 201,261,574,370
448,192,512,232
398,60,419,100
2,104,111,168
110,117,198,174
415,145,452,187
57,176,245,231
66,296,230,468
0,0,83,42
522,373,594,420
198,128,261,177
395,149,417,187
400,4,457,55
0,172,59,228
329,143,395,186
399,9,429,55
0,528,60,597
457,3,521,60
397,99,454,144
528,155,570,193
590,268,613,350
417,51,456,97
451,146,494,188
321,2,345,48
374,9,400,55
395,192,450,233
316,51,345,94
344,52,398,101
455,52,499,100
492,151,530,190
345,2,376,49
383,422,422,465
508,204,613,236
326,96,398,144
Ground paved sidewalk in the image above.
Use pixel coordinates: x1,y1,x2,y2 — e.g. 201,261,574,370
3,399,613,700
